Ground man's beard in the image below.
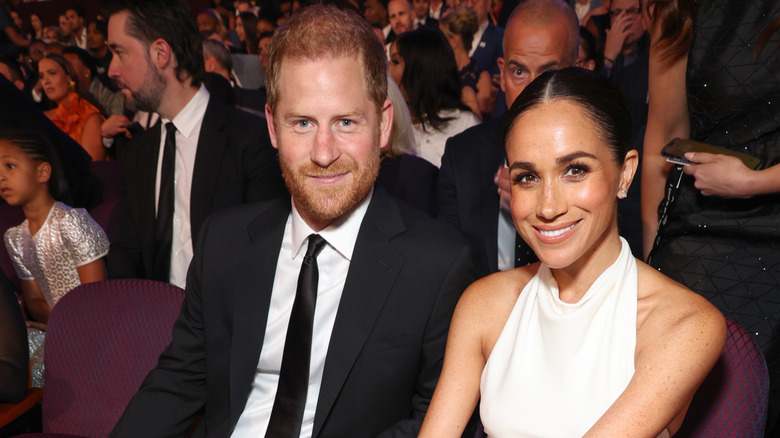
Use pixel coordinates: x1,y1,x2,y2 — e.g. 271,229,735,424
280,153,380,226
124,62,167,113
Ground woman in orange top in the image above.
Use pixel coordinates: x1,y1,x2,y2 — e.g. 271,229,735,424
39,53,105,161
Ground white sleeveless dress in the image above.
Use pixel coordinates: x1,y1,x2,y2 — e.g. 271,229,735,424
480,238,669,437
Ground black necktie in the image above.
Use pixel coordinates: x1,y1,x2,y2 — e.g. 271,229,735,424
153,122,176,282
266,234,328,437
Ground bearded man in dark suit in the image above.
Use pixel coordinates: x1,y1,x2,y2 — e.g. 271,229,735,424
104,0,287,288
111,3,477,437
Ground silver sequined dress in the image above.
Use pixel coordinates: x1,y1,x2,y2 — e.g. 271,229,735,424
4,201,109,387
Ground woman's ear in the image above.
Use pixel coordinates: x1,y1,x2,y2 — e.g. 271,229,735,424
37,162,52,184
618,149,639,198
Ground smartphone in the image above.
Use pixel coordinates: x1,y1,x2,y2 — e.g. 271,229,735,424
661,138,761,170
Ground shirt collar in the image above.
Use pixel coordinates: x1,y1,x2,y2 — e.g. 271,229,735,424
478,20,489,34
164,85,210,139
289,187,374,262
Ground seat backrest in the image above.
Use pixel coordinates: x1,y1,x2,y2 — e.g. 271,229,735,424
88,198,121,244
676,318,769,437
88,161,123,206
42,279,185,437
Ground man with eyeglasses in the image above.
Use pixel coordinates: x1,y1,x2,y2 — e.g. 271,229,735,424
602,0,649,124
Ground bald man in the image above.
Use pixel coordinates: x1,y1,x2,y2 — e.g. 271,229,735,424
437,0,580,277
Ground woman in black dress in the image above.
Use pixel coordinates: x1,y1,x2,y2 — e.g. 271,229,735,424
641,0,780,432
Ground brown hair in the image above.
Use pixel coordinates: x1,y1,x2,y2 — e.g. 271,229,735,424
265,3,388,116
440,6,479,52
646,0,698,61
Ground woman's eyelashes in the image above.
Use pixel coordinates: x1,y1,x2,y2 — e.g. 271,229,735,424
510,163,592,186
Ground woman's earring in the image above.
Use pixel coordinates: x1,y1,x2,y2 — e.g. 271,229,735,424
618,188,627,199
69,80,76,91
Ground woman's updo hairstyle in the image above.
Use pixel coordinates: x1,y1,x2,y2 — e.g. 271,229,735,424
503,67,633,165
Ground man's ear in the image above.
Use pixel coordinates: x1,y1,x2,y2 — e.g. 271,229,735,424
150,38,172,69
265,103,279,150
378,98,394,154
497,57,506,93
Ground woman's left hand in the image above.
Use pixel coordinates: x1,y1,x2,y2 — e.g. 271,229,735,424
682,152,757,198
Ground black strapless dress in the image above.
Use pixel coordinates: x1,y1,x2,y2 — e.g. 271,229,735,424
648,0,780,432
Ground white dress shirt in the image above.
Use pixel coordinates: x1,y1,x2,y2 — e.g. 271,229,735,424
575,0,593,23
155,85,210,288
73,27,88,50
469,20,489,58
429,2,444,19
232,190,373,437
497,203,516,271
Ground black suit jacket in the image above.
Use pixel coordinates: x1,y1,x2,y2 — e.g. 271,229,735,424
111,188,478,437
438,117,541,277
471,22,504,75
106,95,287,280
438,117,516,276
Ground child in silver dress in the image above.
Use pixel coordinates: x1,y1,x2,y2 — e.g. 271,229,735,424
0,129,109,387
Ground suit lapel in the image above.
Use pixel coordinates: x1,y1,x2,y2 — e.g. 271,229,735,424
190,97,229,245
480,117,505,273
135,122,162,276
312,189,405,437
228,198,290,428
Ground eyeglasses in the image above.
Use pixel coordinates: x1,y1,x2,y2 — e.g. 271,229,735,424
609,7,641,18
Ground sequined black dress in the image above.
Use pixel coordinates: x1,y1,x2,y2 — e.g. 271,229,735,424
648,0,780,430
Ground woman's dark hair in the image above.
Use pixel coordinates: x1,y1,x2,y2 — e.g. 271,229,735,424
238,11,260,55
503,67,632,165
103,0,205,87
87,18,108,39
395,27,468,132
0,129,67,200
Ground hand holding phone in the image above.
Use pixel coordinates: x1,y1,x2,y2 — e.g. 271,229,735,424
661,138,761,170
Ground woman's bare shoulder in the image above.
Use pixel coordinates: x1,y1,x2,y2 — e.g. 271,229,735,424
635,260,727,356
460,263,539,307
454,263,540,335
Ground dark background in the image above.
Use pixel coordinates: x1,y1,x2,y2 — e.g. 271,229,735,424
15,0,211,29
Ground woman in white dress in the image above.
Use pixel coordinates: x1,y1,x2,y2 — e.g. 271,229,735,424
419,68,726,437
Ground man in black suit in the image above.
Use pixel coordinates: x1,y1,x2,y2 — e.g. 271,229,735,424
461,0,504,75
202,38,267,113
111,4,477,437
411,0,439,29
438,0,579,276
104,0,286,288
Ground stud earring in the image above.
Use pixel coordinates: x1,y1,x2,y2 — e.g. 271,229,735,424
618,188,627,199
